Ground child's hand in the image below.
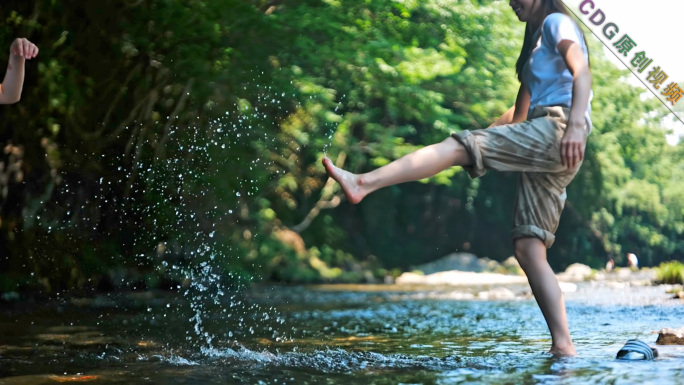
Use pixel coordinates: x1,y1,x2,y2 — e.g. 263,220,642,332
10,38,39,60
560,121,586,170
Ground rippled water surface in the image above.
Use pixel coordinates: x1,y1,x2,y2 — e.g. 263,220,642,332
1,283,683,384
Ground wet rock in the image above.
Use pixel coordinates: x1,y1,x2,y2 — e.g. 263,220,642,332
412,252,496,274
485,259,502,272
477,288,516,300
395,271,527,285
558,282,577,293
615,268,633,279
395,272,424,284
557,263,593,282
502,256,524,275
605,281,630,289
656,328,684,345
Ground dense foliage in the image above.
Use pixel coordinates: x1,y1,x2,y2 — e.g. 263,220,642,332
1,0,682,294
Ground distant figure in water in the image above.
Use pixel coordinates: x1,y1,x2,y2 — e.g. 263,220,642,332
605,259,615,272
0,38,39,104
323,0,592,356
627,253,638,270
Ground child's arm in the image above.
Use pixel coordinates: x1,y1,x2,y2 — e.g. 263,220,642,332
0,38,39,104
558,39,592,170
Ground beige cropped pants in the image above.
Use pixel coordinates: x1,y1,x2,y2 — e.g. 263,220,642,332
451,106,589,248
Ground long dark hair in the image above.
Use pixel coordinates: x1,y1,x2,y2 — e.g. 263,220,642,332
515,0,590,82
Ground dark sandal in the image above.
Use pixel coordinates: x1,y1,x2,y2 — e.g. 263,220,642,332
616,339,658,360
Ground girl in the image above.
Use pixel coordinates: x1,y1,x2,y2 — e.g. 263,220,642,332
323,0,592,356
1,38,39,104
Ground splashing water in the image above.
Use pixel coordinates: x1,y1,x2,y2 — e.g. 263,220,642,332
322,96,346,156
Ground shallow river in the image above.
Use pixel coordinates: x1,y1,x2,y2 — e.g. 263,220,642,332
1,282,683,384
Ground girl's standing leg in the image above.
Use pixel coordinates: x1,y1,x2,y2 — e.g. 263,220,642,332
514,237,576,356
322,137,472,204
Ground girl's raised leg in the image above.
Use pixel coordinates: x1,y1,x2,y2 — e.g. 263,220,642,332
322,137,471,204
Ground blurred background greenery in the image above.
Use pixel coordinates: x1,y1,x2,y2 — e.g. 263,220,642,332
1,0,682,295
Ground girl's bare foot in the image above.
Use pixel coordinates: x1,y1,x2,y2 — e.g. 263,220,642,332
322,157,369,204
549,343,577,357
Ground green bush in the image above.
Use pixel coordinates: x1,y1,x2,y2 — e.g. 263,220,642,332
655,261,684,284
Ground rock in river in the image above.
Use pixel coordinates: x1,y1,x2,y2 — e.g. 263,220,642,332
656,328,684,345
